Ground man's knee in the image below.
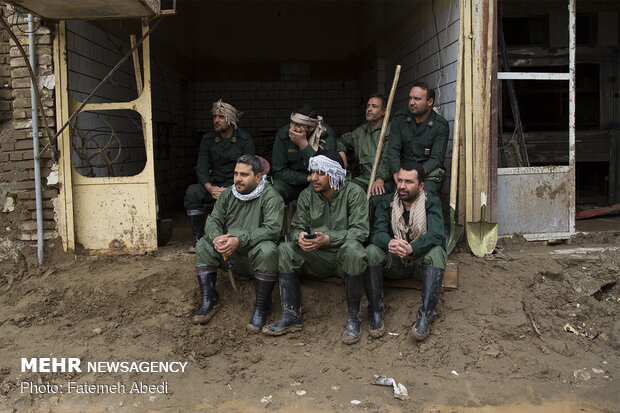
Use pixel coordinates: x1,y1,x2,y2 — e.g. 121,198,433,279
339,240,367,275
248,241,279,272
422,245,447,269
195,238,220,268
365,244,386,267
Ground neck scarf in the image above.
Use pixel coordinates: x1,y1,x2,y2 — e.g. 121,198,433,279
212,100,242,128
390,190,427,265
232,175,266,201
308,155,346,191
290,112,327,151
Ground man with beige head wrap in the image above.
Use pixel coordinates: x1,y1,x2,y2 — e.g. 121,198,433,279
365,161,447,342
184,100,255,246
271,104,336,203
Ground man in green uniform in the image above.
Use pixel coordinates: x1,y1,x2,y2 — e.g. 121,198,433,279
271,104,336,203
387,82,449,195
366,161,447,342
185,100,255,245
263,150,369,344
337,93,392,197
193,155,284,333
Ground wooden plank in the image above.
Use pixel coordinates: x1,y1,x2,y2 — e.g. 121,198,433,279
10,0,160,19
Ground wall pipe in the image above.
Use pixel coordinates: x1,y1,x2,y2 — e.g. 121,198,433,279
28,14,43,265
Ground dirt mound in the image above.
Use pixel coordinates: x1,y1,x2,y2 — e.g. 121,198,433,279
0,239,619,412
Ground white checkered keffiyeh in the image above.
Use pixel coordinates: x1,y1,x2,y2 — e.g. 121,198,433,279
308,155,346,191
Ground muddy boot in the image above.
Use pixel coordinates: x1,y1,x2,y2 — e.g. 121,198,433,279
262,273,302,336
411,266,444,341
191,267,219,325
246,273,277,333
365,265,385,338
189,212,205,249
343,272,364,345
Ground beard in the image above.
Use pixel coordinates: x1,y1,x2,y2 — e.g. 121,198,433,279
398,187,419,202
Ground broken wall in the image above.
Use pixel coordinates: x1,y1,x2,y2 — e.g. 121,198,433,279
0,5,57,248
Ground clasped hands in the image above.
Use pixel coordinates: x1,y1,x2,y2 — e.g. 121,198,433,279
213,234,240,257
388,237,413,258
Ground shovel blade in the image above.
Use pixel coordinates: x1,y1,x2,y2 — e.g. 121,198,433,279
466,205,498,257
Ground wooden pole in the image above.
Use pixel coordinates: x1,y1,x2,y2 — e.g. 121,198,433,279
367,64,401,200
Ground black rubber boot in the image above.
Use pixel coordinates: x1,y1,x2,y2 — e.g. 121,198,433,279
365,265,385,338
191,268,219,325
189,213,205,246
262,273,302,336
246,277,276,333
343,272,364,344
411,266,444,341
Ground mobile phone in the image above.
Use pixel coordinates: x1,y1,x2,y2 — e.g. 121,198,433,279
303,233,317,239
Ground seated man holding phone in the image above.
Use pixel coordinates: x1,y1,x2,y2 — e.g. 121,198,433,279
263,150,370,344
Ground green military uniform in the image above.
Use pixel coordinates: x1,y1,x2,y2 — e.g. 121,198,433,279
366,191,447,279
337,120,392,194
387,110,449,195
279,181,369,277
195,183,283,275
184,129,255,211
271,124,337,203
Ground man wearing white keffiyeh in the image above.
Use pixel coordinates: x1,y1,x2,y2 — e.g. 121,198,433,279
264,150,369,345
193,155,284,332
366,162,447,342
271,104,337,203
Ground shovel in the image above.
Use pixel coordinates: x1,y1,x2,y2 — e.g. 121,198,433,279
466,202,498,257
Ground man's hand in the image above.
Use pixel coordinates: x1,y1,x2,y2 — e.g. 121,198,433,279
370,178,385,195
388,237,413,258
289,127,308,150
205,183,225,199
338,151,349,169
298,231,330,252
213,234,239,257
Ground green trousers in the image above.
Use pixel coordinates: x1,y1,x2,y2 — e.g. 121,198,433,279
195,238,279,275
279,240,367,277
365,244,447,280
273,179,309,204
423,168,445,196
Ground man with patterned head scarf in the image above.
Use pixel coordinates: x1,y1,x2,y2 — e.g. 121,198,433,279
184,100,255,247
263,150,370,345
271,104,337,203
366,161,447,342
193,155,284,332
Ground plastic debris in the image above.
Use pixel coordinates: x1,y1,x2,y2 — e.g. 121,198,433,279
261,395,272,405
592,368,604,374
388,332,399,337
351,400,362,405
563,323,580,335
372,375,409,400
331,386,340,391
574,369,591,381
451,370,459,376
295,390,306,396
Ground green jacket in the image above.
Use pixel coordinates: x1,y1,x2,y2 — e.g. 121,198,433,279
195,128,255,187
387,109,449,175
205,183,284,249
272,123,336,186
290,182,369,248
370,192,445,260
337,120,391,185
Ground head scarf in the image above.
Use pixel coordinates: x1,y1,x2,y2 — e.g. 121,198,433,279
390,190,427,265
308,155,346,191
232,174,267,202
212,100,242,128
290,112,327,151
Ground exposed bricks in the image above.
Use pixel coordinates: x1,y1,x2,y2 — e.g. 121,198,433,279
0,5,58,245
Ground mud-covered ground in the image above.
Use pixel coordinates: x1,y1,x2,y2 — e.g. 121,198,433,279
0,231,619,412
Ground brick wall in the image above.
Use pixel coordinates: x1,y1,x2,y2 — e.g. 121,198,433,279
0,6,57,243
0,7,11,122
193,80,361,165
384,1,460,192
